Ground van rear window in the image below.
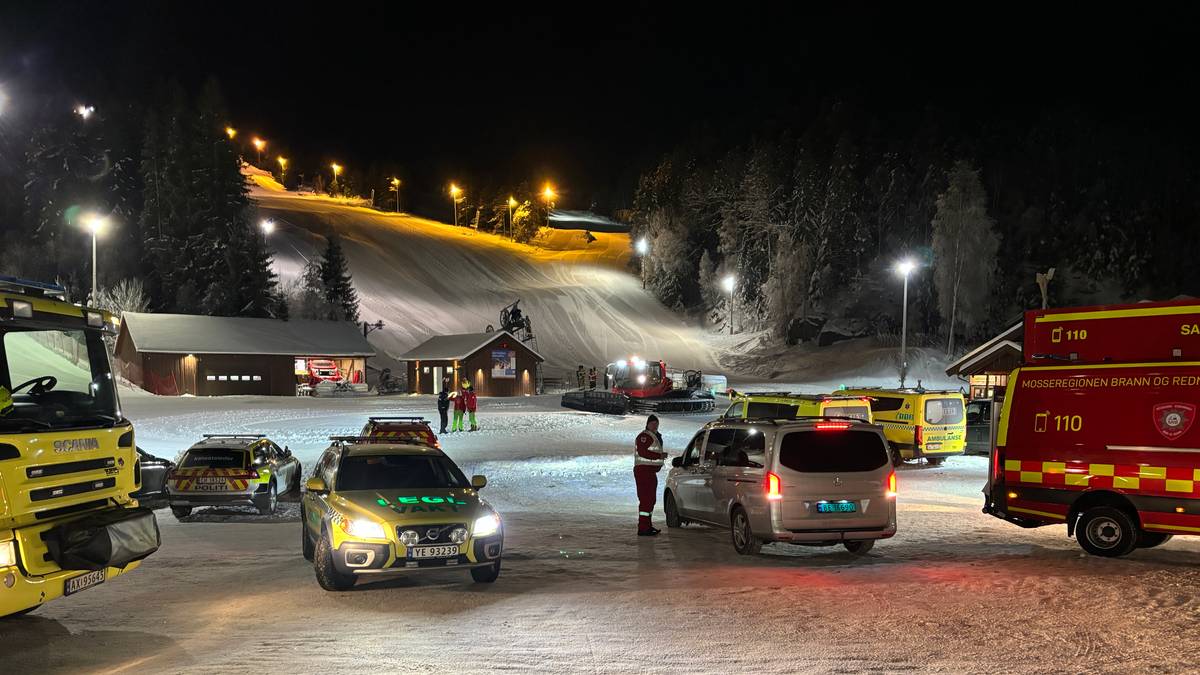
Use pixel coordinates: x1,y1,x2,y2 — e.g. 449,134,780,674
778,430,888,473
746,402,799,419
181,449,247,469
823,405,870,421
924,398,964,425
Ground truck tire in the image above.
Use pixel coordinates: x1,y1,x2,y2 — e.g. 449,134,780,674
301,508,315,561
1076,506,1139,557
664,491,683,528
1137,532,1173,549
730,506,761,555
314,527,355,591
171,506,192,519
926,457,945,467
889,443,905,467
470,557,502,583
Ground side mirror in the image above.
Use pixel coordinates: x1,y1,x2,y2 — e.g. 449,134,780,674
283,445,291,456
671,456,682,468
305,476,328,494
471,475,487,489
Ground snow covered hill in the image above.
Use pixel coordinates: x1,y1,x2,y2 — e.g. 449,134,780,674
252,190,960,389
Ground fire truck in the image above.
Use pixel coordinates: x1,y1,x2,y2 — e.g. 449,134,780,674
0,277,159,617
985,299,1200,556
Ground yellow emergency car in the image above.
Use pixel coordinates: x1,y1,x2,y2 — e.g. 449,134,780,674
840,387,966,465
721,390,874,423
300,436,503,590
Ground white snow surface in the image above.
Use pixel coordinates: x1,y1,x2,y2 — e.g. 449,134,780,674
9,393,1200,673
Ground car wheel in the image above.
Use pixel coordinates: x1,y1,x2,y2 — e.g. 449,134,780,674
291,466,302,495
730,507,761,555
664,491,682,528
844,539,875,555
1,604,40,619
1076,506,1139,557
926,457,945,467
171,506,192,519
470,557,502,583
301,508,315,561
256,480,278,515
1137,532,1173,549
314,527,355,591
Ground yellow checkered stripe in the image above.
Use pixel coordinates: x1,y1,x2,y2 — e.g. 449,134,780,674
171,467,251,491
1005,459,1200,496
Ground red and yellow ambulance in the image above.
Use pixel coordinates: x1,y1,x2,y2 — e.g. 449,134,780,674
985,299,1200,556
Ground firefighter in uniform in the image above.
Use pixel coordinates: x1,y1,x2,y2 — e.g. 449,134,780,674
634,414,667,536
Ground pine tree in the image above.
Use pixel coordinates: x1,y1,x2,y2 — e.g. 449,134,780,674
319,236,359,322
932,160,1000,354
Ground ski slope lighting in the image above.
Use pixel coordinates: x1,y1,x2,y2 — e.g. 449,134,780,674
473,512,500,537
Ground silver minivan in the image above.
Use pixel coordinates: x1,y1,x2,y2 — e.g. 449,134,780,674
663,418,897,555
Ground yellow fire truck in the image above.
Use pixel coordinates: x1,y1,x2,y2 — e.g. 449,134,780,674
0,277,159,618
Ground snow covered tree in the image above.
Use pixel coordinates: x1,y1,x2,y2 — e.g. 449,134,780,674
319,235,359,322
510,200,540,243
932,160,1000,354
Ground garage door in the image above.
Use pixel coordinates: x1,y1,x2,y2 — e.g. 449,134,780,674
201,368,271,396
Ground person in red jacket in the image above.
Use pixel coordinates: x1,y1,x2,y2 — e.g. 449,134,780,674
450,380,468,432
463,382,479,431
634,414,667,536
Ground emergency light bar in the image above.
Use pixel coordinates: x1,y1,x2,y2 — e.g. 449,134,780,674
201,434,266,439
367,417,429,423
329,435,428,446
0,275,68,299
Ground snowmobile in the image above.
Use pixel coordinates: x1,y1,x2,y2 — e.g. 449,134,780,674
561,357,719,415
376,368,403,395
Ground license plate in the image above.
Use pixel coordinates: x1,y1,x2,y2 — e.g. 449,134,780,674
64,569,105,596
195,477,227,484
817,502,857,513
925,442,943,451
409,545,459,559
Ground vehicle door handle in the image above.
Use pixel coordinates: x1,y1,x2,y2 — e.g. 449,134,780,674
726,478,757,484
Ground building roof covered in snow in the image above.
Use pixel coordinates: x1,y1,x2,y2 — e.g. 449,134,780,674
945,322,1022,378
398,331,544,362
119,312,376,357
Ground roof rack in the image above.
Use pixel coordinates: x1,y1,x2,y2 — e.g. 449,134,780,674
0,275,68,300
367,416,429,423
329,435,427,445
201,434,266,440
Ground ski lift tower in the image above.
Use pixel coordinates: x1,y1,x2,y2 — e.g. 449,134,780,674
495,299,543,393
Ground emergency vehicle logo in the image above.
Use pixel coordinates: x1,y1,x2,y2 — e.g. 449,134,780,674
1153,402,1196,441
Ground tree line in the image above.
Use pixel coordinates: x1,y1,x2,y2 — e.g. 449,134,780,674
628,96,1200,352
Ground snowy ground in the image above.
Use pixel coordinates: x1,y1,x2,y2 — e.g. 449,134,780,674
8,393,1200,674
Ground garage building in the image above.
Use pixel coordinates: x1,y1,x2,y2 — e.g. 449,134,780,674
399,330,544,396
115,312,375,396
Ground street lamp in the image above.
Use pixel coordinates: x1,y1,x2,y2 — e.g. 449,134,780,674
260,219,276,235
896,259,916,387
252,137,266,166
277,156,288,182
507,196,517,239
225,126,237,140
636,237,649,289
81,214,108,305
541,184,557,231
449,183,463,227
389,177,401,212
74,104,95,120
722,275,736,336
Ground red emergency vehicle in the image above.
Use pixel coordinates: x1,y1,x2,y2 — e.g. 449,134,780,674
985,299,1200,556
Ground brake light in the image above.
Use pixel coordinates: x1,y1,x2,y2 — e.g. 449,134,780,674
886,470,897,498
914,425,923,447
814,422,850,431
765,472,782,500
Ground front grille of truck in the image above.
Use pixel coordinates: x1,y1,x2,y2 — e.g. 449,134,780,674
30,477,117,502
34,498,110,520
26,457,117,479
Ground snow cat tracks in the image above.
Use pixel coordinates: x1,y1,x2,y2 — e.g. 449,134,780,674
560,391,715,415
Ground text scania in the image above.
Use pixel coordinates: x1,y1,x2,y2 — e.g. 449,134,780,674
52,438,100,453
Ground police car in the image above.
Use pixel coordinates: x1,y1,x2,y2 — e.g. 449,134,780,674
300,436,503,590
167,435,302,518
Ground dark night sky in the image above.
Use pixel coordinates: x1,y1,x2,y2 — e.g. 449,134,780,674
3,3,1199,215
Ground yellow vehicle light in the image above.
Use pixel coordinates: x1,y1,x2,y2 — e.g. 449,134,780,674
473,513,500,537
12,300,32,319
341,518,386,539
0,541,15,567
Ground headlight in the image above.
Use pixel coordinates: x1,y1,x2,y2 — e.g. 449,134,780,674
399,529,421,547
0,541,15,567
473,512,501,538
345,519,387,540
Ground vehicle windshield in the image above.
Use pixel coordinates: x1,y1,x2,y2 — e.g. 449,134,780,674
336,454,470,491
778,430,889,473
180,449,247,469
0,328,121,433
925,398,965,425
609,361,662,389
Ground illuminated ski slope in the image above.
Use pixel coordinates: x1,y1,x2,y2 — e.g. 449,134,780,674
253,192,720,376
